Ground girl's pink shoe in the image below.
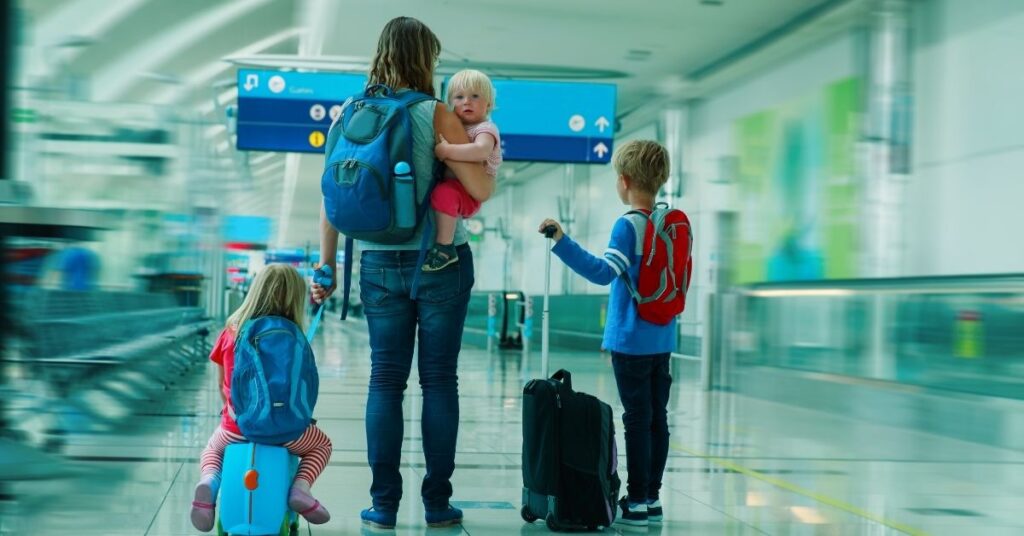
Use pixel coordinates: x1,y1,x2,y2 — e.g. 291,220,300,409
190,477,217,532
288,485,330,524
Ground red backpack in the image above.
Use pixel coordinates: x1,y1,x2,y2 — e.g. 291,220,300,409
622,203,693,325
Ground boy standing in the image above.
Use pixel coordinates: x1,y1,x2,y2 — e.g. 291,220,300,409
538,140,681,527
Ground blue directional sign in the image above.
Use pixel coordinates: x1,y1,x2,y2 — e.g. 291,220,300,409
486,79,617,164
237,70,617,163
236,69,367,153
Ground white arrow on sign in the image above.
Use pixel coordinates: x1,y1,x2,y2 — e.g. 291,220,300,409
595,116,610,133
593,142,609,158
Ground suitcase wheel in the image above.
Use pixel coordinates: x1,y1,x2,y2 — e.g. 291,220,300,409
521,506,538,523
545,513,562,532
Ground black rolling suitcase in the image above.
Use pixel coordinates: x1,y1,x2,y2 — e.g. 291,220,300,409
520,369,620,531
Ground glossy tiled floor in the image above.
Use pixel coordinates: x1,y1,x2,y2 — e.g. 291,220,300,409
2,317,1023,535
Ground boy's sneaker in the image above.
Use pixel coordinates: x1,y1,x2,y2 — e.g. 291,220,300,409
646,499,663,523
422,244,458,272
615,496,648,527
360,507,397,530
425,504,464,527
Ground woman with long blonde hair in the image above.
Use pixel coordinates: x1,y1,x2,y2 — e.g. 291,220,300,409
190,264,333,532
312,16,494,530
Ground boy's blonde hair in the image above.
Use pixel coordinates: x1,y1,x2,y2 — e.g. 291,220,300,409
227,264,306,332
446,69,496,115
613,140,670,196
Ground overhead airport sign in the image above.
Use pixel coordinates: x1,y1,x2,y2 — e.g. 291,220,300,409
236,69,366,153
237,70,617,163
487,79,617,164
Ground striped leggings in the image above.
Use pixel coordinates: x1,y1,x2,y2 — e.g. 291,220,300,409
199,425,332,485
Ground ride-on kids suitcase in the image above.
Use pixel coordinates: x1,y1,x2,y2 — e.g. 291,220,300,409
218,443,299,536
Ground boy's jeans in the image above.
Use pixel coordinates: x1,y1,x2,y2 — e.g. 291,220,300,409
360,245,474,512
610,351,672,503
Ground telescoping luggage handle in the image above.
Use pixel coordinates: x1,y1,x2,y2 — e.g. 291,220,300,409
541,225,557,378
550,369,572,390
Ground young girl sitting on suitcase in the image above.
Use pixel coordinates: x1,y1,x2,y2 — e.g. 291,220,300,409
539,140,689,527
190,264,333,532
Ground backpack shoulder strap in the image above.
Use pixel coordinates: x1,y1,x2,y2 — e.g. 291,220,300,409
647,203,673,236
647,207,674,265
324,95,355,156
616,212,647,303
340,236,354,321
408,213,435,302
393,90,438,108
622,211,648,257
392,90,442,301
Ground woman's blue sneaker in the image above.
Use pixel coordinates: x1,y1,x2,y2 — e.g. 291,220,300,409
360,507,397,530
425,505,463,527
646,499,663,522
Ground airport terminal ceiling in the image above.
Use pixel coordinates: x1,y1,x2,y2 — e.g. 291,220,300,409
13,0,843,245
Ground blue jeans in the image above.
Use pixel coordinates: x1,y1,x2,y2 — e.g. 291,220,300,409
611,352,672,502
360,245,474,512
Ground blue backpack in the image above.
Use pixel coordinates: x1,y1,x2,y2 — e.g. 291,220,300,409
321,84,441,319
231,316,319,444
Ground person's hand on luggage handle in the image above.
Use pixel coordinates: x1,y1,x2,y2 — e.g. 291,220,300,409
537,219,564,242
310,262,337,304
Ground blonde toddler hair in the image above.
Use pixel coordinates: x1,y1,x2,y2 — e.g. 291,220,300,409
227,263,307,332
446,69,496,117
613,140,670,196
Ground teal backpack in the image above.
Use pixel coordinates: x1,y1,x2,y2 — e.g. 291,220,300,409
231,316,318,444
321,84,442,318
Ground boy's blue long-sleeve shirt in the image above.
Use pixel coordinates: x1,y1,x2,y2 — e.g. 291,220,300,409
551,217,677,355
